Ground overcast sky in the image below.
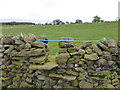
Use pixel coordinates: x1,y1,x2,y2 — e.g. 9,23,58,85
0,0,119,23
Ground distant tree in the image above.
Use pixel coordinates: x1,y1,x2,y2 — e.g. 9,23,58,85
45,23,48,25
66,21,69,24
53,19,62,25
92,15,101,23
2,22,35,25
61,22,65,24
10,21,17,25
75,19,82,23
48,23,52,25
70,22,75,24
100,20,104,22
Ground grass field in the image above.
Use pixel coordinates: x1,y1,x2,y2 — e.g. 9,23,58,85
2,22,118,55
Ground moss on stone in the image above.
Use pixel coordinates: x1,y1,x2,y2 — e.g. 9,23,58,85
84,53,99,60
49,74,76,81
29,56,58,70
12,57,21,60
66,70,78,76
56,53,70,65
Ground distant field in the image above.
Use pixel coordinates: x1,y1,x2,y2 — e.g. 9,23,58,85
2,22,118,55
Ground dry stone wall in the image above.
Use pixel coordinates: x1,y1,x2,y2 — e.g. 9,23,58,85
0,34,120,89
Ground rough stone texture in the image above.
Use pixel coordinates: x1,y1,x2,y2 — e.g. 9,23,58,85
92,44,102,55
56,53,70,65
108,40,117,48
84,53,99,60
0,34,120,89
79,80,93,88
23,33,36,43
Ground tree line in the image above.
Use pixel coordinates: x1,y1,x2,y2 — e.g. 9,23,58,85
1,15,118,25
44,15,104,25
1,21,35,25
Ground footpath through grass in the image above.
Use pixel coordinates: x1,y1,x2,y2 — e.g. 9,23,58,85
2,22,118,55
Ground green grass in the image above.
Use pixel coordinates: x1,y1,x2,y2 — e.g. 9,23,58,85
2,22,118,55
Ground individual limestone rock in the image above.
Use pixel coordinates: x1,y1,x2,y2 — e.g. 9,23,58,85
16,45,25,50
12,34,23,40
3,45,11,48
102,51,111,55
88,77,99,83
79,80,93,88
12,57,21,60
96,59,108,67
53,85,60,88
100,70,111,75
84,53,99,60
0,48,5,53
92,44,102,55
102,55,112,61
85,47,93,54
75,68,84,72
98,42,109,51
59,42,74,48
81,64,87,69
112,55,117,61
69,52,80,56
25,43,31,50
57,79,63,85
66,70,78,76
15,39,24,45
78,61,84,65
110,47,118,55
71,79,79,87
31,41,45,48
12,62,22,66
48,74,62,78
28,48,46,56
37,75,46,80
34,70,42,75
26,77,32,83
78,49,85,55
29,53,48,64
2,81,12,87
108,40,117,48
29,56,58,70
67,47,77,53
108,61,114,66
20,81,34,88
105,84,115,88
11,51,26,57
56,53,70,65
115,84,120,88
86,61,94,68
2,35,14,44
57,69,66,74
0,53,3,58
30,56,46,64
23,34,36,43
77,72,88,81
58,48,68,54
12,76,21,82
4,45,14,54
112,79,119,86
49,74,76,81
100,37,108,45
